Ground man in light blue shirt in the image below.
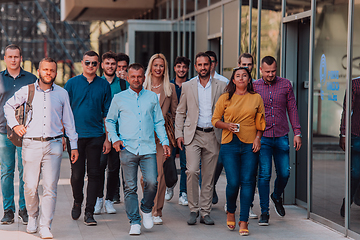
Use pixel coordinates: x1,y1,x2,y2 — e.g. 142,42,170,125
105,63,170,235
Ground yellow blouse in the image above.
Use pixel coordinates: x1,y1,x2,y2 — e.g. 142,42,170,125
211,92,266,144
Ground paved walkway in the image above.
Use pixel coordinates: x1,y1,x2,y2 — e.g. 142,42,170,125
0,154,351,239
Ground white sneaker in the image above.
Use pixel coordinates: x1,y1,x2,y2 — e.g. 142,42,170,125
140,209,153,229
94,197,103,215
104,200,116,214
26,216,37,233
39,227,53,239
153,216,163,225
129,224,141,235
249,206,258,219
178,192,188,206
165,187,174,201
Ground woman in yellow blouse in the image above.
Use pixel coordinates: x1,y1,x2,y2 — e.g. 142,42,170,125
212,67,265,236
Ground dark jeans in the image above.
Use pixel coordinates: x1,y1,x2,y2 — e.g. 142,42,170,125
351,135,360,201
67,135,105,214
258,135,290,214
171,145,187,195
98,146,120,201
220,135,258,222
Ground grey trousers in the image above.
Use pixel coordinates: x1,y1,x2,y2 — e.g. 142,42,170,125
22,138,63,229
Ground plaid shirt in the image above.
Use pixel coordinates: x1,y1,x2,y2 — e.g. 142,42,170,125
340,78,360,136
253,76,301,137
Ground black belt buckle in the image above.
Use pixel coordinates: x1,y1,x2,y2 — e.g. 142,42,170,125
196,126,214,132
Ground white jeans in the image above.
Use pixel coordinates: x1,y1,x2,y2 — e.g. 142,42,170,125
22,138,63,229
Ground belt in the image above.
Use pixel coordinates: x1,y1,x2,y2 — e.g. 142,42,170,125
196,126,214,132
25,135,63,142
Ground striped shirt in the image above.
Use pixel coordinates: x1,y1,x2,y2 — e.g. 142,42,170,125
253,76,301,137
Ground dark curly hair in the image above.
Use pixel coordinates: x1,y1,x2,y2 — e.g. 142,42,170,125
224,67,255,100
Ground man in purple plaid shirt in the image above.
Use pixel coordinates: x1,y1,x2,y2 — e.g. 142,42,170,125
253,56,302,226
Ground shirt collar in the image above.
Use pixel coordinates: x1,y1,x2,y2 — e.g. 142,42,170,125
261,76,278,85
35,79,54,92
4,68,26,78
128,87,144,96
197,75,212,89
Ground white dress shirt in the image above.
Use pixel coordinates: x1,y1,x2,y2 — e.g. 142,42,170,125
214,71,229,84
4,80,78,149
197,76,213,128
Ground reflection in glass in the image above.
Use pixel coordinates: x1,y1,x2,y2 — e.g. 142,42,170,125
312,2,347,227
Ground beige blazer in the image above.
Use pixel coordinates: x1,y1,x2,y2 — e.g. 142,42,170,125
175,77,227,145
159,83,178,121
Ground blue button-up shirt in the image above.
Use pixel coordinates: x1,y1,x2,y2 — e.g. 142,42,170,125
4,80,78,149
105,87,169,155
64,74,112,138
0,68,37,133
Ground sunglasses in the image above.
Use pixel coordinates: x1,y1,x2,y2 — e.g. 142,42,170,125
84,60,98,67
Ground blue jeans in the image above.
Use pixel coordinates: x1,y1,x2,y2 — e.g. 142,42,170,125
220,135,258,222
258,135,290,214
120,149,157,225
171,145,187,196
351,135,360,201
0,133,26,212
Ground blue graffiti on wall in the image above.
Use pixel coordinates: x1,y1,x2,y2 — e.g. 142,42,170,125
319,54,327,100
319,54,340,102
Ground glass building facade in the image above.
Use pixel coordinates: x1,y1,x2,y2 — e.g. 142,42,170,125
96,0,359,237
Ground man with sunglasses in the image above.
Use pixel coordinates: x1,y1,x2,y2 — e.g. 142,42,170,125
64,51,112,226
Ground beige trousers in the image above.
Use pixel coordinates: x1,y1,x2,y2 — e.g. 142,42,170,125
185,130,220,216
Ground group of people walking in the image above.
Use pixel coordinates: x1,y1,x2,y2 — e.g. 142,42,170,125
0,43,302,238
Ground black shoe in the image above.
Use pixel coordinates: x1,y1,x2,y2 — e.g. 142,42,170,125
258,212,270,226
187,212,199,225
271,193,285,217
18,208,28,225
212,189,218,205
71,202,82,220
113,195,121,204
1,209,14,224
200,215,215,225
340,198,345,217
84,212,97,226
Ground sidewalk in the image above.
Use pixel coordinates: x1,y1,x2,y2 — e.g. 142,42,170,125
0,153,350,240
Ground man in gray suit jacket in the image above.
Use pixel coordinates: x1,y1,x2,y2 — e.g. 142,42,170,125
175,52,227,225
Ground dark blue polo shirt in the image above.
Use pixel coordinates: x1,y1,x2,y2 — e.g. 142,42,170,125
64,74,112,138
170,78,189,103
0,68,37,134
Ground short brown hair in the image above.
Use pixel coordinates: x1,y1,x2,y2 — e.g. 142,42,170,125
83,50,99,61
195,52,211,64
128,63,145,73
5,44,22,56
102,51,117,62
238,53,253,65
39,57,57,70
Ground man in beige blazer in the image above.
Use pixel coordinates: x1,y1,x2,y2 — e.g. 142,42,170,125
175,52,227,225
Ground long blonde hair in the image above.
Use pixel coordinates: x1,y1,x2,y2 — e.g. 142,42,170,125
144,53,172,97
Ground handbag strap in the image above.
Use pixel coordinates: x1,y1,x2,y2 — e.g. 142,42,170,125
24,83,35,127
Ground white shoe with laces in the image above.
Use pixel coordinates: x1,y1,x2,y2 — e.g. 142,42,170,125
129,224,141,235
165,187,174,201
26,216,37,233
94,197,103,215
104,200,116,214
140,209,153,229
153,216,163,225
178,192,188,206
39,227,53,239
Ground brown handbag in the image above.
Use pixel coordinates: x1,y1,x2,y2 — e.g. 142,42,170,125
6,84,35,147
164,112,176,147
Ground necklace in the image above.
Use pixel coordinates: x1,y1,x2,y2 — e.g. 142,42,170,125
152,83,162,89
